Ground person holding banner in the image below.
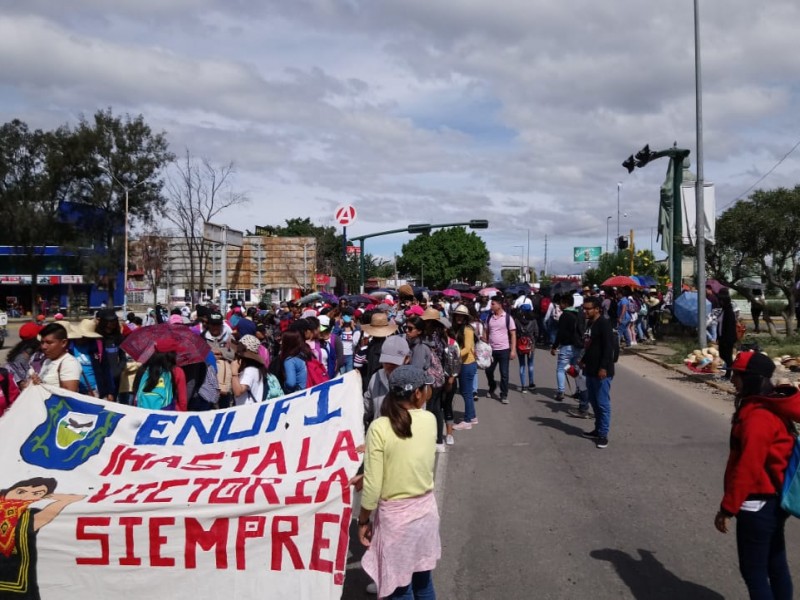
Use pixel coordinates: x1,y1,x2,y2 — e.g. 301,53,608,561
359,365,441,599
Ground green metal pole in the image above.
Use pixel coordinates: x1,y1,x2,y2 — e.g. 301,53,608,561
672,157,684,289
359,239,365,293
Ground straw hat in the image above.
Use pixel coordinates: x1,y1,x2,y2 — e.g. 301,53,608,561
452,304,471,317
361,312,397,337
75,319,102,339
422,307,450,328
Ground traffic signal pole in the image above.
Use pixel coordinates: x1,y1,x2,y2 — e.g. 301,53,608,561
623,145,690,289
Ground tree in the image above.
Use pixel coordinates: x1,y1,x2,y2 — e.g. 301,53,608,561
396,227,490,289
706,187,800,335
138,230,171,308
165,150,248,299
0,120,75,315
65,109,174,302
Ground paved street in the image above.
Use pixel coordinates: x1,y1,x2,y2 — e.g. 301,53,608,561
344,349,800,599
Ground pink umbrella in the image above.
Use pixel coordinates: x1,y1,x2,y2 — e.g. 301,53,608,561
479,287,500,297
441,289,461,298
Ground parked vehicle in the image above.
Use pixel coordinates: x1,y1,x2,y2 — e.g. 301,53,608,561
0,310,7,348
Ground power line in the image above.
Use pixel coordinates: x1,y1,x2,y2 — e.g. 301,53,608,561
717,136,800,213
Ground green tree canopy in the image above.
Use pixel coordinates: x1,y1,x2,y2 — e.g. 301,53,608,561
706,186,800,335
396,227,489,289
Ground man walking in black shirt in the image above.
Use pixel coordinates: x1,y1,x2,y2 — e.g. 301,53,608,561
579,296,615,449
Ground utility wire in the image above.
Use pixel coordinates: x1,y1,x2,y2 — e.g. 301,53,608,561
717,136,800,213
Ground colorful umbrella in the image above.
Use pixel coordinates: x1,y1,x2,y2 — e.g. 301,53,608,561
601,275,640,288
479,287,500,297
460,292,476,301
441,289,462,298
121,323,210,367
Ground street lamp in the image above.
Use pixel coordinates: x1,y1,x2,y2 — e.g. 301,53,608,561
513,245,524,281
101,167,147,315
606,216,612,254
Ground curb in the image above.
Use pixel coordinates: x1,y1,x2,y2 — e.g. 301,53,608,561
627,348,734,394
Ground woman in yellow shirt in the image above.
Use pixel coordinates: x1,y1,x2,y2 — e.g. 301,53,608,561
451,304,477,429
359,365,441,599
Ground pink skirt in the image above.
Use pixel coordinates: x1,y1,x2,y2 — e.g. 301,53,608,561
361,491,441,598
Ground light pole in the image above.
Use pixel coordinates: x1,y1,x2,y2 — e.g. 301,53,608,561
694,0,707,348
606,216,612,253
513,245,524,281
102,167,146,314
616,182,622,240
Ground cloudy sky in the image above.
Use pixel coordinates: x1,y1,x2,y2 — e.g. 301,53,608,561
2,1,799,278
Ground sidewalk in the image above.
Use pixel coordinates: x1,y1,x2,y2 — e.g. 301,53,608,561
626,343,735,394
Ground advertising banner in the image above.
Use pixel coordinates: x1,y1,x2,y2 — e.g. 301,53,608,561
0,373,364,599
572,246,602,262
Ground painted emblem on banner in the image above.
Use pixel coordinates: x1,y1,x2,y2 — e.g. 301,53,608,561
21,395,124,470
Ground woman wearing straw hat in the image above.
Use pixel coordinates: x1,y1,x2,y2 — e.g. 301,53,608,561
69,319,104,397
231,335,268,406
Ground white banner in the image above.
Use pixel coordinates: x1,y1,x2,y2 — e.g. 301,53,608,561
0,373,364,599
681,182,716,245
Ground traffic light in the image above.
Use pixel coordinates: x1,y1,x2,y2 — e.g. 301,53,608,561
634,144,652,168
622,155,636,174
407,223,432,234
469,219,489,229
617,236,628,250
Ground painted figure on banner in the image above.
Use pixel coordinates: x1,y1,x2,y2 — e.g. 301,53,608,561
0,477,84,599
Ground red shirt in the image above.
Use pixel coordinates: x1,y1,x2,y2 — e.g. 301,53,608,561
721,386,800,515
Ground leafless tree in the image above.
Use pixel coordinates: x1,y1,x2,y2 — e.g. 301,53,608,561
139,230,171,308
165,150,248,301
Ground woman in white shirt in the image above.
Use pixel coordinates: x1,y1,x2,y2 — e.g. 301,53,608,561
230,335,267,405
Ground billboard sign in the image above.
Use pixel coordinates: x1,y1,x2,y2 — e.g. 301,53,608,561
573,246,602,263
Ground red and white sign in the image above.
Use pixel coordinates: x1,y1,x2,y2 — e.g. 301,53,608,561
345,246,361,255
334,205,357,226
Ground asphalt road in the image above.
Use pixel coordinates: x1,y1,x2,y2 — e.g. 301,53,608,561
425,349,800,600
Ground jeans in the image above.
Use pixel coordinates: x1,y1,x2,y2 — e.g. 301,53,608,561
586,375,613,437
442,382,455,425
387,570,436,599
555,345,580,394
427,387,444,444
519,352,534,388
486,349,511,398
736,498,793,600
341,354,354,373
617,320,632,347
459,362,478,422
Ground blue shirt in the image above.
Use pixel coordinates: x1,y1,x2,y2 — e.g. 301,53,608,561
283,356,307,392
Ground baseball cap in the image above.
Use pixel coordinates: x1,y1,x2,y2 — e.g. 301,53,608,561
318,315,331,331
388,365,434,395
19,322,43,340
379,335,411,366
208,312,224,325
731,351,776,379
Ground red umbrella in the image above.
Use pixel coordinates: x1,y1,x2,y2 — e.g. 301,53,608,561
601,275,641,288
121,323,210,366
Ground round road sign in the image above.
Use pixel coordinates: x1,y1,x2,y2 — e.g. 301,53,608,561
334,204,357,226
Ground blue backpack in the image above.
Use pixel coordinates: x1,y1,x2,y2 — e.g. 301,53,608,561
137,370,175,410
781,432,800,518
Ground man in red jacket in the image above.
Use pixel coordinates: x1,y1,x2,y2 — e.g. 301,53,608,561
715,350,800,599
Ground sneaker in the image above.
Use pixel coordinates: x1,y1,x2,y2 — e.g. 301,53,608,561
366,582,377,594
582,429,599,438
474,394,480,403
469,418,479,425
445,434,455,445
521,387,528,394
554,392,564,401
596,437,609,449
567,409,592,419
452,421,473,431
436,443,447,453
528,384,537,392
501,396,509,404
